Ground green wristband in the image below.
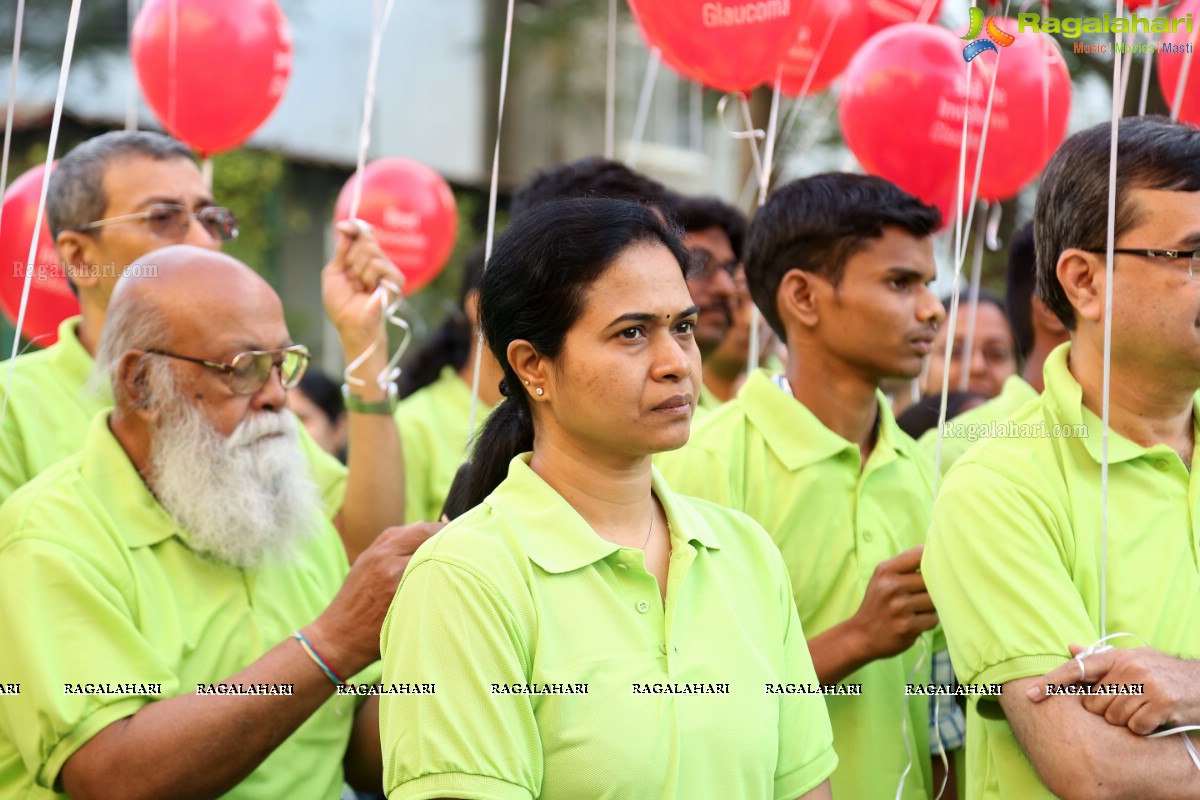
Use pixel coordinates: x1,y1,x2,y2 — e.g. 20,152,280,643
341,383,397,414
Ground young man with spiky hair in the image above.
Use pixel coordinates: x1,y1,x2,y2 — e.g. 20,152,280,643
661,172,947,799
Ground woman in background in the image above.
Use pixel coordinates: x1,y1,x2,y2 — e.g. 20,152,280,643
379,198,835,800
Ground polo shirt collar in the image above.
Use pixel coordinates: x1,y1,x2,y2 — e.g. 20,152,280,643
49,316,96,393
486,454,719,575
80,411,182,548
1041,342,1160,465
740,369,912,472
1000,373,1039,405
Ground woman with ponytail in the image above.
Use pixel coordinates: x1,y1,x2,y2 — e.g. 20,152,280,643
393,243,504,522
379,198,836,800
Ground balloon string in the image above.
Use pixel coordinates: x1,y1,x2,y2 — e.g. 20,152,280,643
957,201,988,392
468,0,516,449
167,0,177,135
200,156,212,190
627,47,661,169
349,0,398,222
1137,0,1158,116
744,67,784,375
1098,0,1125,649
604,0,617,159
125,0,138,131
340,0,405,396
1,0,82,429
915,0,941,24
1169,6,1200,120
0,0,27,250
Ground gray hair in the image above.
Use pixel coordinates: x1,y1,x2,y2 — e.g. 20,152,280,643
48,131,194,237
91,290,173,407
1035,116,1200,331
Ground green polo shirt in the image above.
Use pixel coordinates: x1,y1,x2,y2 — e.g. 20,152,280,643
693,383,721,419
393,366,492,523
658,369,935,800
379,455,838,800
918,374,1040,475
0,412,359,799
0,316,346,511
923,342,1200,799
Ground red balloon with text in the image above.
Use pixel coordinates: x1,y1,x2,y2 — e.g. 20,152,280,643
333,159,458,296
974,22,1070,201
775,0,872,95
1157,0,1200,126
131,0,293,156
628,0,807,92
0,164,80,346
840,24,989,222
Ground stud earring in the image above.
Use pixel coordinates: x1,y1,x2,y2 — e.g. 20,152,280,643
524,380,529,386
536,387,544,396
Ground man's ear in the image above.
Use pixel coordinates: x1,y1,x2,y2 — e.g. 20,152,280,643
117,350,155,417
778,268,821,330
1055,249,1102,326
56,231,99,293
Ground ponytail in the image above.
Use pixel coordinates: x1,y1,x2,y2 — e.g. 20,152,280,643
440,380,534,519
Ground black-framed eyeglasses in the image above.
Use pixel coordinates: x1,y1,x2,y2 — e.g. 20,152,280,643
78,204,239,242
689,248,739,280
1085,248,1200,279
145,345,309,395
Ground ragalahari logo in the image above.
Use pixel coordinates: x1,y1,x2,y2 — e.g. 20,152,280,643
961,7,1015,61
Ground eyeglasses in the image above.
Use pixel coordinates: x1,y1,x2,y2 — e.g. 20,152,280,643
78,204,239,242
1085,248,1200,279
690,248,739,280
145,345,309,395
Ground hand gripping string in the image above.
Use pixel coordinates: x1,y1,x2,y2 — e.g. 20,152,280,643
1075,633,1200,774
342,278,410,393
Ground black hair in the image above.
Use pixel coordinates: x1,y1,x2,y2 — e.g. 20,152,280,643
1035,116,1200,330
47,130,195,238
672,194,747,259
451,197,691,513
896,391,988,440
939,288,1008,320
396,242,486,399
510,156,674,220
743,173,942,339
295,369,344,426
1005,222,1037,360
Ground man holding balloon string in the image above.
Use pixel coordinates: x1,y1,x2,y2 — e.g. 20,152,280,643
924,116,1200,798
0,130,409,560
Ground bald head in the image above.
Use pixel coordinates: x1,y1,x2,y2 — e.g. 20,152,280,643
97,245,290,408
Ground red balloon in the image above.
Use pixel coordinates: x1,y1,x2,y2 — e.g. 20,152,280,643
1157,0,1200,125
840,24,988,222
131,0,292,156
975,22,1070,201
775,0,873,95
0,164,80,346
864,0,944,35
628,0,807,92
334,159,458,296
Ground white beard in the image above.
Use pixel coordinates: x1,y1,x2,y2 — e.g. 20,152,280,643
147,393,322,569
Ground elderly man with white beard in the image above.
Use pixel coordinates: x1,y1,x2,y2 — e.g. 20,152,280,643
0,246,441,800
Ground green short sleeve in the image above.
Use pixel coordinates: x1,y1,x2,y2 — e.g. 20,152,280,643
772,563,838,800
923,462,1096,688
0,537,178,790
379,557,540,799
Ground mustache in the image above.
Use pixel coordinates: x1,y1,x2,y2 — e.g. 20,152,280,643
225,409,296,451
